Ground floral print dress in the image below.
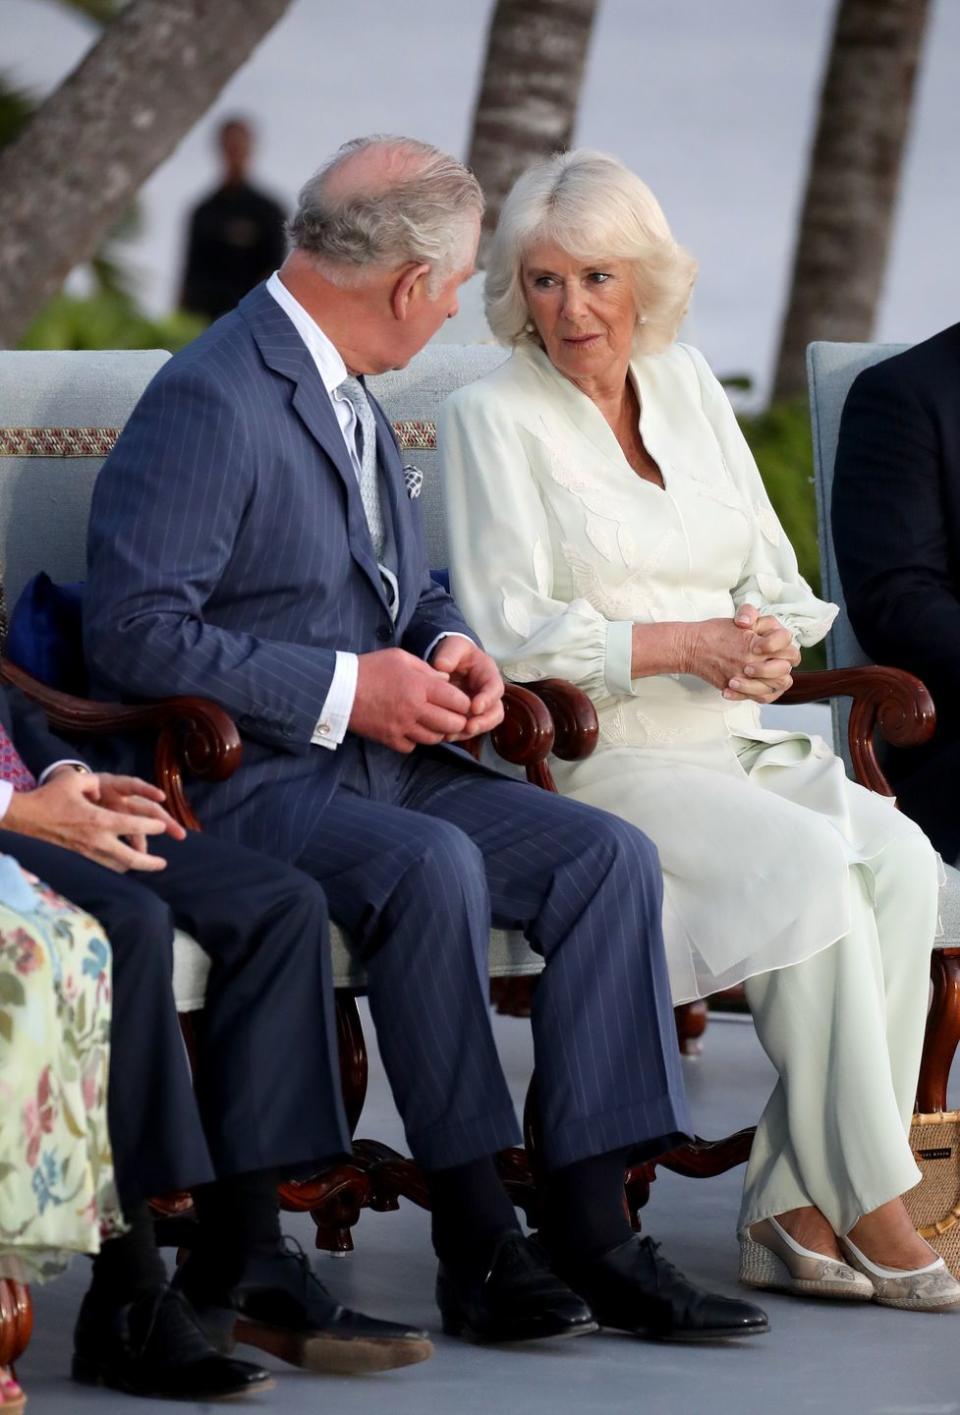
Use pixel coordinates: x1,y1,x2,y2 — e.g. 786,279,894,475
0,855,123,1283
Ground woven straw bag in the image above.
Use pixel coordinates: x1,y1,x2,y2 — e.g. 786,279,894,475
904,1110,960,1276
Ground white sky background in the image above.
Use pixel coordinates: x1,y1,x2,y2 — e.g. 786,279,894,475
3,0,958,402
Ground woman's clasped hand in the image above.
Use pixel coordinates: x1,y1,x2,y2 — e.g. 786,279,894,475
698,604,800,703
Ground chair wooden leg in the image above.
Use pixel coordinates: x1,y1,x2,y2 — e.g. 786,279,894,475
289,993,374,1253
674,1000,708,1056
917,948,960,1113
0,1281,32,1369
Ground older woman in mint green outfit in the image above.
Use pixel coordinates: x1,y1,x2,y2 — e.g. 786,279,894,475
442,148,958,1313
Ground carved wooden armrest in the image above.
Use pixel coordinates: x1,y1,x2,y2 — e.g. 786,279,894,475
518,679,599,762
779,665,935,795
0,659,241,830
488,683,557,790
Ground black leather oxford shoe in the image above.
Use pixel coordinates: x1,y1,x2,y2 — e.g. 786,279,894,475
72,1285,272,1401
554,1234,769,1342
437,1231,598,1344
175,1238,434,1375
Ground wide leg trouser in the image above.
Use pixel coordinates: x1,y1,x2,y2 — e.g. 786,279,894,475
296,748,691,1174
0,829,349,1210
739,813,939,1236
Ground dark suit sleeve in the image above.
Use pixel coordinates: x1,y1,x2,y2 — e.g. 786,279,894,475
833,364,960,701
5,684,88,779
84,362,338,753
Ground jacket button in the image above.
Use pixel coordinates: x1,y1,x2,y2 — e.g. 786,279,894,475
376,625,392,642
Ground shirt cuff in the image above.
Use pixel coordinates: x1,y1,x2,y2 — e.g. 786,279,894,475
604,619,636,698
38,759,89,784
0,782,12,823
423,630,475,663
311,651,358,750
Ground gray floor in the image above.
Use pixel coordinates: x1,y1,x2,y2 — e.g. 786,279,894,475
17,1004,957,1415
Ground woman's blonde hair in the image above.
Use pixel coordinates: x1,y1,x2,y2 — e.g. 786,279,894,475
484,149,697,355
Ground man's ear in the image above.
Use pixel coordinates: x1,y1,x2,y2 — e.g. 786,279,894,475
391,262,432,321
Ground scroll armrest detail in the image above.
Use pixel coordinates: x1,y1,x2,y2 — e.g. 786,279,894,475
780,665,935,796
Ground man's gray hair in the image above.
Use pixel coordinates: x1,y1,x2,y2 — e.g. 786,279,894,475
289,136,483,295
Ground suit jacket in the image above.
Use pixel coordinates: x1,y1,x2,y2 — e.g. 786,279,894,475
833,322,960,852
1,681,82,779
83,284,476,860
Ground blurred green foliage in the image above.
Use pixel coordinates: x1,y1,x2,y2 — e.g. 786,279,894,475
18,292,204,352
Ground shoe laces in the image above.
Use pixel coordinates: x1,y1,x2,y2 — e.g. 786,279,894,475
274,1234,336,1304
637,1237,683,1294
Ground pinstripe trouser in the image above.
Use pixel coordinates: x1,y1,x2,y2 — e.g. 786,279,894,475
296,746,691,1173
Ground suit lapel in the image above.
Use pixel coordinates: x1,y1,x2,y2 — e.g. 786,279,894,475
240,285,390,612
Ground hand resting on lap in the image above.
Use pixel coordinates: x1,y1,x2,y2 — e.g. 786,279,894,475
3,769,186,872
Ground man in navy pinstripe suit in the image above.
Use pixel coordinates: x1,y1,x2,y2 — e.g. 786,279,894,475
84,136,767,1348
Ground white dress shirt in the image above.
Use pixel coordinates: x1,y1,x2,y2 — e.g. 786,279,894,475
266,272,468,751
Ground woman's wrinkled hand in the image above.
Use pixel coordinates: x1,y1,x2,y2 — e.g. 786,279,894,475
680,605,800,704
721,605,800,703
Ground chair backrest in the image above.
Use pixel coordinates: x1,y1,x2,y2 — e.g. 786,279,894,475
0,350,171,636
0,343,509,644
370,344,509,568
806,339,909,756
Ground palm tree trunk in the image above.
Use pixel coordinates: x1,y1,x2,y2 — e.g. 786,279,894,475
468,0,600,267
0,0,293,348
771,0,930,401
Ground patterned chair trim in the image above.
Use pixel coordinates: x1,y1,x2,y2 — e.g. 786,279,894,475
0,423,439,456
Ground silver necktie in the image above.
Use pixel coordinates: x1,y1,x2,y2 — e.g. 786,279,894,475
337,374,386,559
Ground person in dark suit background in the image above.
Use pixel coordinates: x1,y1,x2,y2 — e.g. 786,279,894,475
84,135,768,1348
180,118,287,322
0,679,431,1400
833,322,960,861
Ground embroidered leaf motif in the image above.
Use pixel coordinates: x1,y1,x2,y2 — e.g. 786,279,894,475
756,572,783,603
502,593,532,639
584,516,619,564
755,502,781,546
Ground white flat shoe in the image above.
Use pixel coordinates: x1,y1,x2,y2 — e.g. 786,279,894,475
839,1235,960,1312
739,1218,874,1301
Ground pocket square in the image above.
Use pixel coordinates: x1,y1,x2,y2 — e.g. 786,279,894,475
403,464,424,499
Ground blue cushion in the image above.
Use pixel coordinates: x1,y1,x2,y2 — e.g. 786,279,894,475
7,573,87,695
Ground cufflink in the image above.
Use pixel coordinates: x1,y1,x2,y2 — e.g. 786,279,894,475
318,722,332,736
